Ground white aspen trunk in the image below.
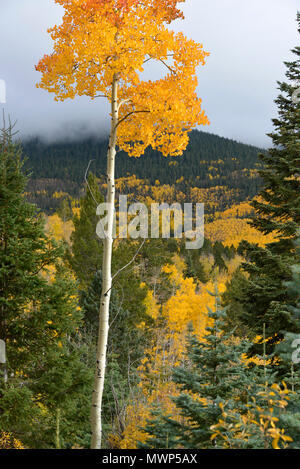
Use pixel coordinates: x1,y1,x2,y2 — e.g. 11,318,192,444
91,75,119,449
56,408,61,449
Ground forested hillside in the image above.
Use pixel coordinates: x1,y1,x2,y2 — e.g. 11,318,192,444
1,0,299,453
23,130,264,213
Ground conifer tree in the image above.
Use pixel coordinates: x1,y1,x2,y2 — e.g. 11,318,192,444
140,289,270,449
275,234,300,447
68,173,104,289
183,250,208,283
81,269,144,371
226,13,300,353
0,124,91,448
58,196,73,223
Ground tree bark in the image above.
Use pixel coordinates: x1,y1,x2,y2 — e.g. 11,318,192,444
56,407,61,449
91,75,119,449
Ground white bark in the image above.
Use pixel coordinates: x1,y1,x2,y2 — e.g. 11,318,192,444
91,75,119,449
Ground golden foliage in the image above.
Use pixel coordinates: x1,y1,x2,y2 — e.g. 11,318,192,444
0,431,24,450
205,217,277,248
113,263,227,448
211,383,293,449
216,201,254,219
45,214,74,243
36,0,209,158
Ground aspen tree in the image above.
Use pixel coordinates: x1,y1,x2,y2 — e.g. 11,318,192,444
36,0,209,448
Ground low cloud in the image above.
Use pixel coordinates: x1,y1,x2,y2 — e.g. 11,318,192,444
0,0,298,147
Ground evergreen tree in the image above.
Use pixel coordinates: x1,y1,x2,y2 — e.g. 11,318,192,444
27,265,94,449
0,125,91,448
68,173,104,289
23,130,263,214
212,242,228,273
183,250,208,283
140,289,271,449
275,234,300,448
57,196,73,222
81,269,140,370
225,14,300,354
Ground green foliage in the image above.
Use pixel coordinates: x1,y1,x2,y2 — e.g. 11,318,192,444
0,126,91,448
181,239,235,284
275,234,300,447
225,15,300,356
67,173,104,289
140,289,271,449
24,130,263,213
57,197,73,222
182,250,208,283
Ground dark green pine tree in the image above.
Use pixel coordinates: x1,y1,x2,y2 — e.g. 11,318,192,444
67,172,104,289
212,242,228,273
275,234,300,448
225,13,300,354
57,196,73,223
27,264,94,449
0,124,92,448
140,289,270,449
81,269,137,369
183,250,208,283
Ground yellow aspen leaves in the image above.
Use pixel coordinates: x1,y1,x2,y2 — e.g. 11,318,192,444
36,0,209,158
0,432,25,450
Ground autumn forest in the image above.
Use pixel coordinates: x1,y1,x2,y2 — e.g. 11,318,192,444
0,0,299,453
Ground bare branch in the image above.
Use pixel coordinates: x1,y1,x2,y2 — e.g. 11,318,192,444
84,160,100,205
143,53,175,65
116,110,150,128
158,58,176,75
111,239,146,283
93,94,109,99
103,239,146,297
1,111,19,142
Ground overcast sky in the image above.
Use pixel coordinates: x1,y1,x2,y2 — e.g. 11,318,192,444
0,0,299,147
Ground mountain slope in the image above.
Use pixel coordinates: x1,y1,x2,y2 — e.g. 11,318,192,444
23,130,264,212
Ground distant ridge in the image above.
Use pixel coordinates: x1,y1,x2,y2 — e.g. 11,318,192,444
23,129,264,183
23,129,264,212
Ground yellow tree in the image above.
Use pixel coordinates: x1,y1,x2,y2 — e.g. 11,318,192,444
36,0,209,448
114,263,226,449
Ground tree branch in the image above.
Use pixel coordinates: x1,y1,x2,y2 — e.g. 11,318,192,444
111,238,146,283
116,110,150,128
103,239,146,297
